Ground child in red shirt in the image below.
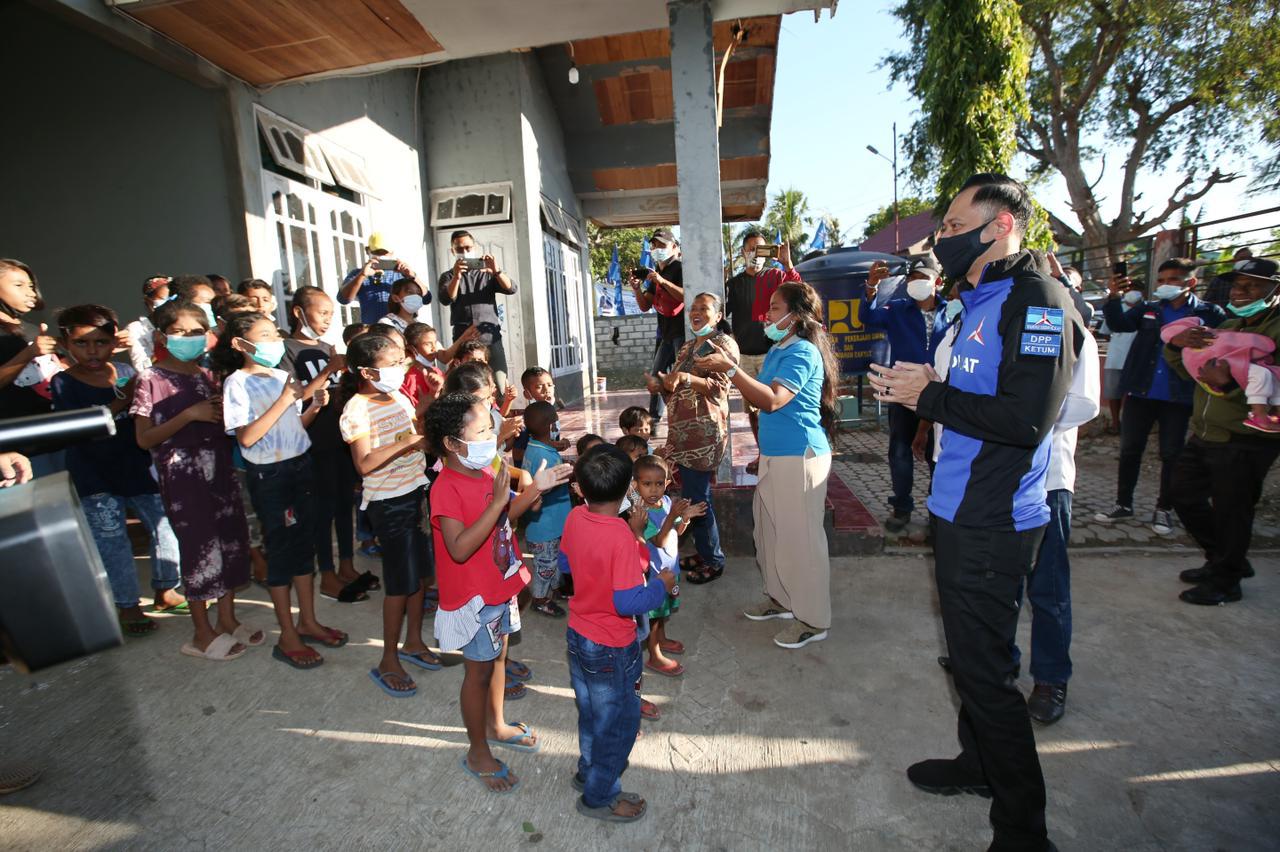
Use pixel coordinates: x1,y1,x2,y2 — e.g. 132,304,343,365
425,392,571,794
560,444,677,823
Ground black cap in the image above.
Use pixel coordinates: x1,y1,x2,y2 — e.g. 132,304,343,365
650,227,678,245
906,254,941,276
1235,258,1280,282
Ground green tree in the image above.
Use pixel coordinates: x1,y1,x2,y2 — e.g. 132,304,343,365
764,188,812,248
885,0,1054,252
859,197,933,244
826,216,845,248
587,223,669,282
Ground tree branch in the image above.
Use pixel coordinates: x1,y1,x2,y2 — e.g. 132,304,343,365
1127,169,1242,238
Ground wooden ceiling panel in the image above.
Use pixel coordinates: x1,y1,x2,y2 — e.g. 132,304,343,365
594,54,769,127
570,15,780,66
126,0,443,85
593,156,768,192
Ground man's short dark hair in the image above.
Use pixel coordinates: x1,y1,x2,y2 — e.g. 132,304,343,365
171,274,213,299
741,226,768,246
576,444,634,504
1158,257,1197,275
450,230,474,244
959,173,1034,236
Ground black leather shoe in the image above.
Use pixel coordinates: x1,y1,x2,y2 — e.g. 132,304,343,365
1180,561,1254,583
907,758,992,798
1027,683,1067,725
884,510,911,533
1179,582,1243,605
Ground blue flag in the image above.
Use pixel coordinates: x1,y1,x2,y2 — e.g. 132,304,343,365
811,219,828,251
772,228,785,269
607,244,624,315
639,237,651,270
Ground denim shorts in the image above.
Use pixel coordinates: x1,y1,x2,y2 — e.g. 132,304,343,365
460,602,514,663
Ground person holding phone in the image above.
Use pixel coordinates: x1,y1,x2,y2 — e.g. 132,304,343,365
1094,257,1224,535
438,230,517,395
644,292,738,585
630,228,685,422
338,232,415,325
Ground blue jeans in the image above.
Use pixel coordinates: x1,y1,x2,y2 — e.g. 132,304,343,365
887,403,929,513
566,627,642,808
649,337,682,420
1012,489,1073,685
529,538,562,599
679,465,723,568
81,492,181,608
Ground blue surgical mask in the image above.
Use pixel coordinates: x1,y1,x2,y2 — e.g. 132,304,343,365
550,423,561,442
763,313,792,342
401,294,424,314
166,334,208,362
651,247,672,264
457,438,498,470
692,323,715,338
243,338,286,368
198,303,216,327
945,300,965,323
1122,290,1143,306
1227,286,1279,318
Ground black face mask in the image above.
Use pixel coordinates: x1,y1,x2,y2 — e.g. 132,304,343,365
933,219,995,280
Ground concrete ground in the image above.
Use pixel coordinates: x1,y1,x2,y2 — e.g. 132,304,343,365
2,550,1278,851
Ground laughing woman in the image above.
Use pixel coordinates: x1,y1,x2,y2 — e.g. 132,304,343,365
696,280,839,649
646,292,739,585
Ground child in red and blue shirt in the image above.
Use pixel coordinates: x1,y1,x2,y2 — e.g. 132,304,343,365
560,444,677,823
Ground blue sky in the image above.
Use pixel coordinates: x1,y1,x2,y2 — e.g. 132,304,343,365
767,6,1279,248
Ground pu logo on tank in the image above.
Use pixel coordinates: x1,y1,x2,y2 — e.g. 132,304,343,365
827,299,863,333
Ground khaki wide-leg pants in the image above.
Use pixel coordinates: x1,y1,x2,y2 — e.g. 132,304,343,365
753,450,832,629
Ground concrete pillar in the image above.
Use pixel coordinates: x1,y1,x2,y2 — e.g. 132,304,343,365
667,0,733,481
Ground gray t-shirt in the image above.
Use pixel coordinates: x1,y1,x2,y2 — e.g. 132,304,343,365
437,268,516,342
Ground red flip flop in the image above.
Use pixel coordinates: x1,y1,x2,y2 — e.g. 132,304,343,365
641,699,662,720
659,639,684,655
645,659,685,678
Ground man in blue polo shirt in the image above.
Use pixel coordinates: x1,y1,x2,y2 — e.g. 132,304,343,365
860,255,948,532
1094,258,1224,534
337,232,421,325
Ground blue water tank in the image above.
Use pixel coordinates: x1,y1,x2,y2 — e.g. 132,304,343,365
794,248,911,375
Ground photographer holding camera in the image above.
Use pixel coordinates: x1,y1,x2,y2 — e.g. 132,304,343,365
437,229,517,393
338,232,418,326
629,228,685,422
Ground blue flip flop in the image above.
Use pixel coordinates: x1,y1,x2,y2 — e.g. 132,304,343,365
368,668,416,697
398,650,442,671
487,721,540,753
460,756,519,794
506,659,532,682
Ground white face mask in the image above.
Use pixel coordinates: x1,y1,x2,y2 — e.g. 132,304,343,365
747,255,766,272
295,312,321,340
415,352,435,368
400,294,424,314
367,365,406,393
456,438,498,470
1122,290,1144,306
651,247,672,264
907,279,936,302
1153,284,1185,301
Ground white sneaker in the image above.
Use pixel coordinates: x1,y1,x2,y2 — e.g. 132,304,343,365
773,620,828,649
743,599,794,621
1152,509,1174,536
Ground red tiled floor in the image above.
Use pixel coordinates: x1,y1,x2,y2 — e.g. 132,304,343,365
557,389,878,534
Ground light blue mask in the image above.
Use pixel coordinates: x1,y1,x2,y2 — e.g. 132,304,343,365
166,334,208,362
763,313,792,342
245,338,286,368
692,323,715,338
198,303,216,327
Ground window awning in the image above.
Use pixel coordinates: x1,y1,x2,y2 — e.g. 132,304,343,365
540,198,583,247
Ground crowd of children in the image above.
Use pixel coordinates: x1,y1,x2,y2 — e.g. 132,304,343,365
33,271,714,821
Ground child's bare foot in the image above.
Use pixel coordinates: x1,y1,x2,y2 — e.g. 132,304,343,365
647,648,677,668
336,558,362,585
488,721,538,749
297,620,348,647
465,749,518,792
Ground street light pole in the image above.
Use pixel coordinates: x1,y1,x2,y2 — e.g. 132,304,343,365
866,123,901,251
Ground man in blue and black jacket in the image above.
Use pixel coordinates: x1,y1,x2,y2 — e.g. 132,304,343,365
870,174,1078,852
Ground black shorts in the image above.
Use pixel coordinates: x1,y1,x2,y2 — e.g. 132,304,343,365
366,486,432,597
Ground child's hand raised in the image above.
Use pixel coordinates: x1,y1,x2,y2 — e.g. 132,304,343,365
279,375,302,404
672,497,693,516
684,501,709,520
530,459,572,493
492,462,512,506
628,501,648,536
311,388,330,408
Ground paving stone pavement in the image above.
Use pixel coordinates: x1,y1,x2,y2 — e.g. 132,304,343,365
833,424,1280,549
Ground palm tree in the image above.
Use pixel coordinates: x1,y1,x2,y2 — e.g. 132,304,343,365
722,223,748,280
765,188,812,247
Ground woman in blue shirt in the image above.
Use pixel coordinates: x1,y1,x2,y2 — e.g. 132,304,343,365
697,280,839,649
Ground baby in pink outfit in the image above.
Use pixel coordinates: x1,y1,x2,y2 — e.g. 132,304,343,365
1161,316,1280,432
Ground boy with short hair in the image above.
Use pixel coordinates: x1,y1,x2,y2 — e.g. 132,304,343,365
522,401,573,617
514,366,569,466
561,444,677,822
616,434,648,462
618,406,653,443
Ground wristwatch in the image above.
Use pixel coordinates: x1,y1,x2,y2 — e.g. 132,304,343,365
681,374,691,388
672,515,685,526
725,367,737,379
